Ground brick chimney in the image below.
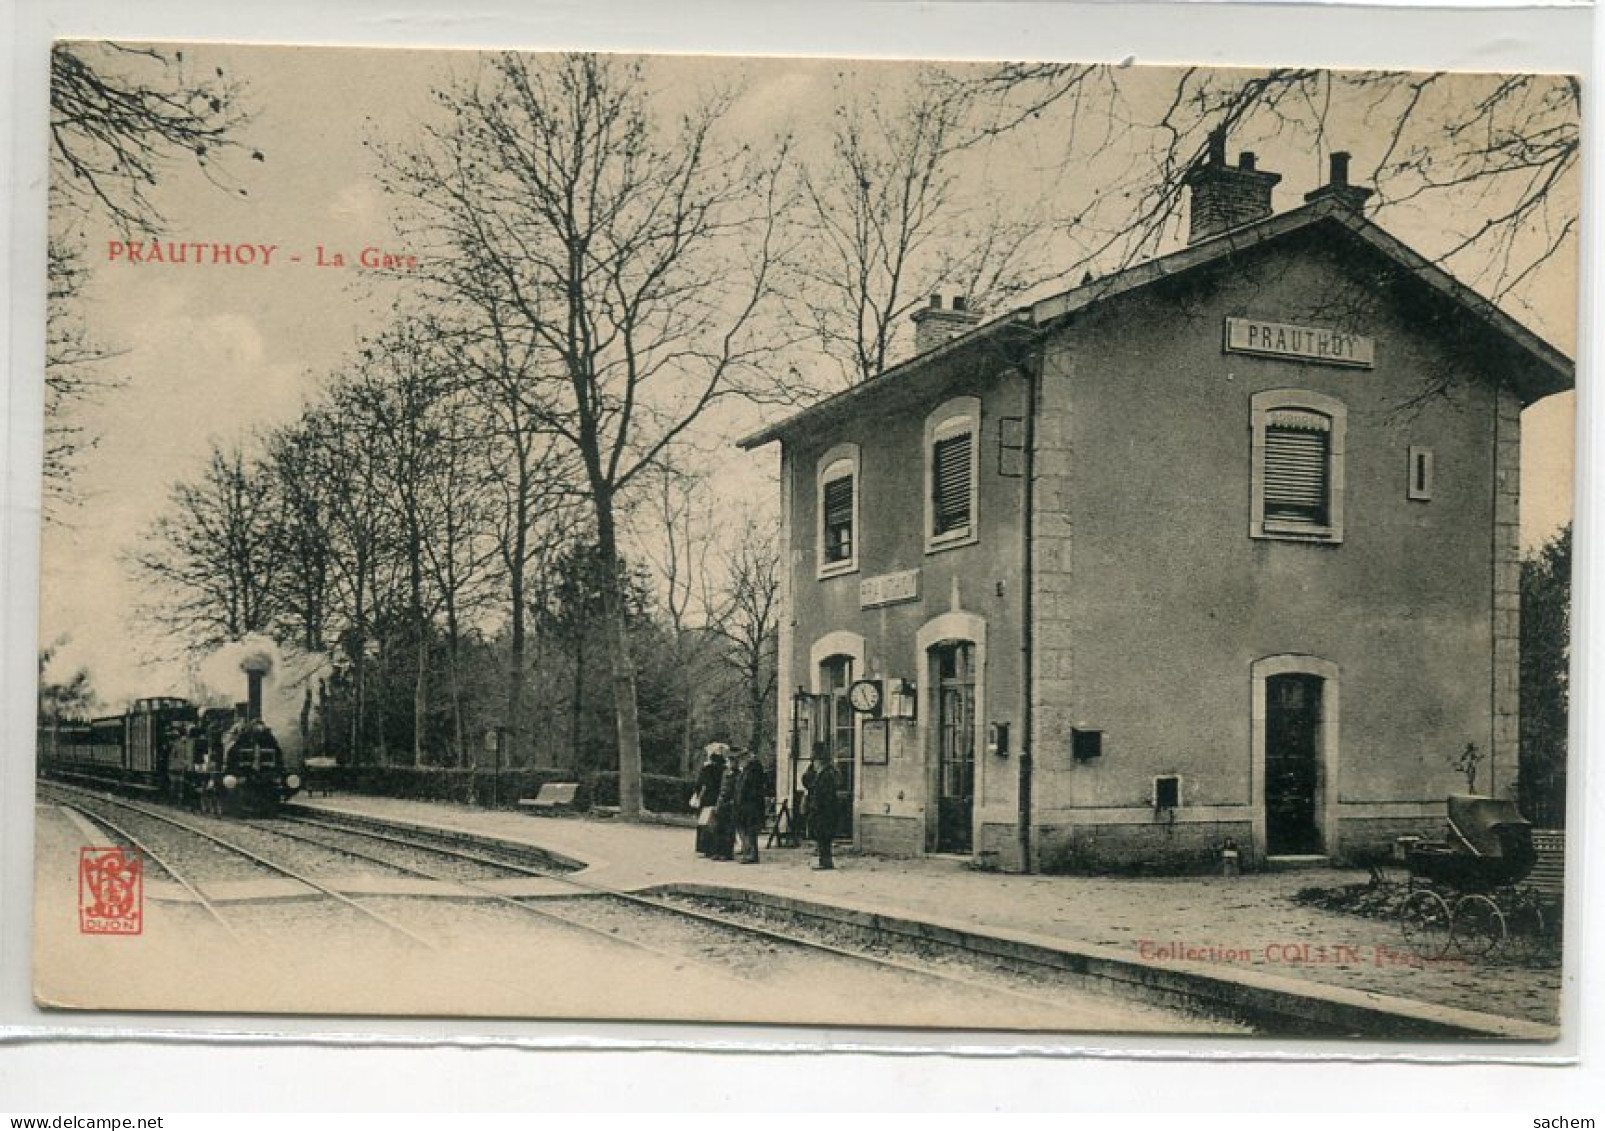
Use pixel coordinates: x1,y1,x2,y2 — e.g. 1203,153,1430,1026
1303,151,1373,212
1183,128,1282,244
911,294,982,356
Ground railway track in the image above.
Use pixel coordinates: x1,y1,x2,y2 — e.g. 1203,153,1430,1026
48,793,243,946
38,781,436,950
37,781,1235,1028
260,815,755,985
277,810,1202,1022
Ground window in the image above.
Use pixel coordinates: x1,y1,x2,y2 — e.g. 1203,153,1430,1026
1251,391,1346,543
1408,446,1434,501
823,474,854,561
925,397,981,551
816,444,859,577
1264,411,1331,526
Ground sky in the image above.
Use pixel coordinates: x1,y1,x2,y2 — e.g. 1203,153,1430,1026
38,42,1579,710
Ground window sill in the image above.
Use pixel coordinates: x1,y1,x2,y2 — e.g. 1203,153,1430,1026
1253,523,1343,545
818,560,859,581
925,529,979,556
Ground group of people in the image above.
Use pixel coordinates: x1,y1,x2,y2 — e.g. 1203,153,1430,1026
690,742,840,871
690,744,768,863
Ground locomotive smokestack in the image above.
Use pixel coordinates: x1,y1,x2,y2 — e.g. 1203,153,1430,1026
240,652,272,723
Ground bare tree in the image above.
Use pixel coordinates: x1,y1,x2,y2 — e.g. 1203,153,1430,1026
346,328,458,767
46,43,257,519
628,463,727,774
130,444,283,651
50,42,253,232
43,241,116,519
431,284,586,767
709,514,782,758
793,67,1048,386
958,66,1578,306
297,394,403,763
263,419,338,653
385,52,790,816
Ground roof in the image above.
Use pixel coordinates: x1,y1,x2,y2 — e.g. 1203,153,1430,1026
738,197,1574,450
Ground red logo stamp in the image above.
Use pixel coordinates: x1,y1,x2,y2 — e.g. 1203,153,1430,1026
79,847,143,935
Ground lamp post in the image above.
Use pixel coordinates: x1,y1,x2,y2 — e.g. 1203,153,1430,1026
485,727,505,807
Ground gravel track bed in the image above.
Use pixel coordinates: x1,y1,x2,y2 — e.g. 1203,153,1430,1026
536,894,793,980
359,895,592,946
45,788,418,885
48,793,284,887
168,812,423,882
288,813,575,875
536,894,1227,1030
223,896,423,949
258,819,528,883
664,894,1249,1029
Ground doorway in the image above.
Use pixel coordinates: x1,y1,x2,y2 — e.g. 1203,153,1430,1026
931,642,976,854
819,656,857,838
1264,672,1324,855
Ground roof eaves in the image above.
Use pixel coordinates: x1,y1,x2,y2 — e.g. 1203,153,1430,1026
1028,202,1333,328
739,200,1573,453
736,311,1036,450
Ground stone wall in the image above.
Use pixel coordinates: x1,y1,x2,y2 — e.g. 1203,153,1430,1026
858,813,923,858
1036,819,1253,874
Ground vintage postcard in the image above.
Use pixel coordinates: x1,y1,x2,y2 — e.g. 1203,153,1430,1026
33,41,1575,1039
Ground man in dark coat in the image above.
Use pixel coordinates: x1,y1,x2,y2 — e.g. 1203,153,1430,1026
733,748,768,864
806,749,839,871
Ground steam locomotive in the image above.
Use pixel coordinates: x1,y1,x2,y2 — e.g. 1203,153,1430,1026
38,667,301,815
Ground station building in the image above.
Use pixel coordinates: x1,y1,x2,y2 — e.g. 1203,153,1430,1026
739,137,1572,872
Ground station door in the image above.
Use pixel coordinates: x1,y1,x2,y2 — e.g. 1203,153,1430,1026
1265,673,1323,855
931,643,976,854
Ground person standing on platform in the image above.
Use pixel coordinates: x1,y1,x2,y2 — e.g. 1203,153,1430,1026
709,748,740,861
806,747,838,871
733,747,767,864
691,744,727,857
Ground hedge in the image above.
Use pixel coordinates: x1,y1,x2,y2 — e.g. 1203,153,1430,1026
587,771,702,814
311,763,697,815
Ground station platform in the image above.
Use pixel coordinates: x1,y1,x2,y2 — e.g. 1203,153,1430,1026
292,792,1559,1031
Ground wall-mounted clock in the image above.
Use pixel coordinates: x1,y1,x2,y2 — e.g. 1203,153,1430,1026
848,679,883,716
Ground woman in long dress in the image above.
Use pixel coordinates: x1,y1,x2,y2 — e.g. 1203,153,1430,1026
692,745,726,856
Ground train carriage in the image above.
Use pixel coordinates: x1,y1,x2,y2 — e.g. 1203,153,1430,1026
38,675,299,814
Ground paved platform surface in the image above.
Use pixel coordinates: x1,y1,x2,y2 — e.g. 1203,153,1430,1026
295,793,1563,1026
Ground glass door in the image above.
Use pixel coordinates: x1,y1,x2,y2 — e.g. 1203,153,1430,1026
933,643,975,854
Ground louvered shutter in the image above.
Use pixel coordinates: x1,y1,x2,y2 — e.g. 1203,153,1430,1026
823,474,854,562
1263,412,1330,526
932,432,973,536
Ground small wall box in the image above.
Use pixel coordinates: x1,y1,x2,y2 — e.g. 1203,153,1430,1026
1153,775,1181,810
1071,728,1102,762
886,677,917,719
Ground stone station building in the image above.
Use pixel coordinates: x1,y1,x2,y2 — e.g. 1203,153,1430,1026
740,137,1572,872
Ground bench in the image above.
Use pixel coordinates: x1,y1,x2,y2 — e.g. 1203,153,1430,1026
301,757,339,797
518,781,581,815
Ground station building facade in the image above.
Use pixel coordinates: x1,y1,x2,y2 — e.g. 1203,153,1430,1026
740,141,1572,872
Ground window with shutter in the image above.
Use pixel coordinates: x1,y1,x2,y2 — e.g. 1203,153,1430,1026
823,474,854,562
1250,392,1346,543
932,432,973,536
1263,412,1330,526
925,397,981,551
816,446,859,576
